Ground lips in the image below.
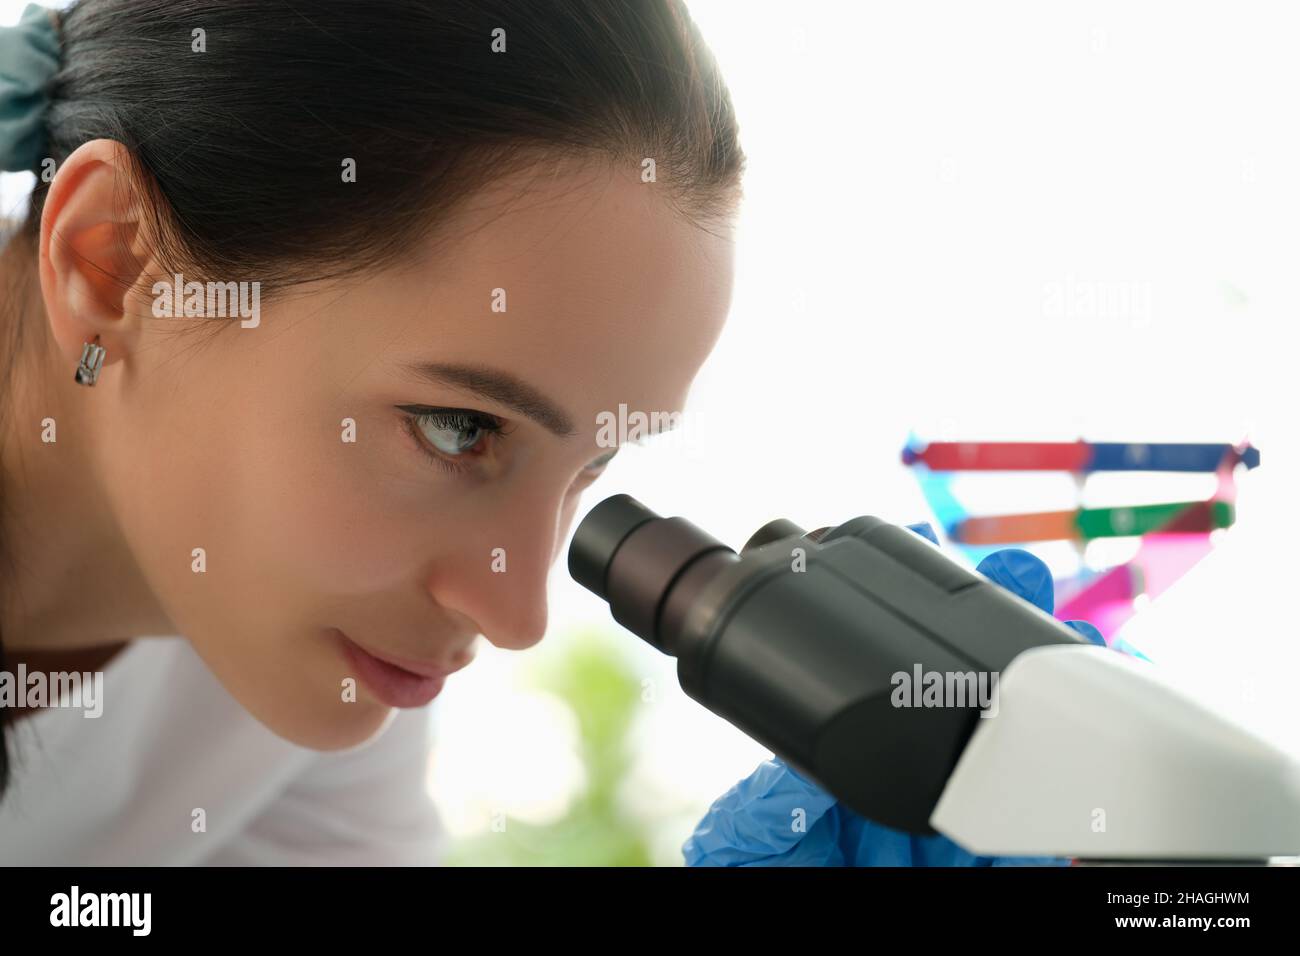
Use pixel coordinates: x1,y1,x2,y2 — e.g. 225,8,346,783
333,629,463,708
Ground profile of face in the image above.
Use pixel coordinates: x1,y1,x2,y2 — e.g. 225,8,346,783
35,143,736,749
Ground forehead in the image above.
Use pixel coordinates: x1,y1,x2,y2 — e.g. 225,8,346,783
369,155,736,424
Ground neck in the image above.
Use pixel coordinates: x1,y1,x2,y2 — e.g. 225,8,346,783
0,240,173,652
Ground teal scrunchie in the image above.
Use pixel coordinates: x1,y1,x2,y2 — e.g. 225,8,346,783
0,4,61,172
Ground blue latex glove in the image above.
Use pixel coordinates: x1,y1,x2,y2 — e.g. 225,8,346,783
682,522,1116,867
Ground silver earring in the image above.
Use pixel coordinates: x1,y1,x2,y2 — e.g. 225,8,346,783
74,335,106,387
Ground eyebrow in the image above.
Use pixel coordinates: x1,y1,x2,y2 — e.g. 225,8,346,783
402,361,577,438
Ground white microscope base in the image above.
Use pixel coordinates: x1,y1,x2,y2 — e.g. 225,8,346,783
930,644,1300,860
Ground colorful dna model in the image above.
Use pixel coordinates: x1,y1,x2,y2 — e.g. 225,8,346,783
901,439,1261,655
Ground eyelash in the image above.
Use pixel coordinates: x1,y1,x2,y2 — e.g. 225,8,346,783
398,405,509,476
396,404,617,483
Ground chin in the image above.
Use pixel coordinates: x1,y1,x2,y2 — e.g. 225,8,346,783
249,694,397,752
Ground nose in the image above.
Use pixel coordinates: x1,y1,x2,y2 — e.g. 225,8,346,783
427,492,569,653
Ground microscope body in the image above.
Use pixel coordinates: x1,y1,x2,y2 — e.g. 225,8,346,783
570,494,1300,860
655,515,1081,835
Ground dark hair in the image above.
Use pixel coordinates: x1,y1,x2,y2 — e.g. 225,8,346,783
0,0,745,799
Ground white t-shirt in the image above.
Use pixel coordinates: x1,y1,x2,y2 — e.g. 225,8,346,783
0,636,449,865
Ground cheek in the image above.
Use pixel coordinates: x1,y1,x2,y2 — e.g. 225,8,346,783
258,469,425,596
100,390,399,749
217,403,460,603
105,365,436,619
221,417,427,599
98,400,246,624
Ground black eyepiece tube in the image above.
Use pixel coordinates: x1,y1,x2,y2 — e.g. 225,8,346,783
569,494,738,655
566,494,659,600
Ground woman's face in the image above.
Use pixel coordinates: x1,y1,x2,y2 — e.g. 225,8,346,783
92,157,736,749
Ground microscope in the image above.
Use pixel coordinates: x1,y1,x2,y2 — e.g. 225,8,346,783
568,493,1300,862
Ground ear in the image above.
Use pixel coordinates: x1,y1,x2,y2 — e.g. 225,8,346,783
37,138,162,381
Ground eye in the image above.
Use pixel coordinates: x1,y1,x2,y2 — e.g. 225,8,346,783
418,410,494,455
397,405,508,473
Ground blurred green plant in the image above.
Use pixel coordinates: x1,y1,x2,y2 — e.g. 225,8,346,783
443,629,657,866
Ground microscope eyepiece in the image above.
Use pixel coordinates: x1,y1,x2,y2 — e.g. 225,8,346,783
568,494,737,654
566,494,659,600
